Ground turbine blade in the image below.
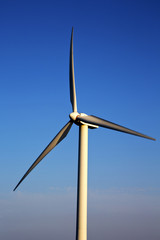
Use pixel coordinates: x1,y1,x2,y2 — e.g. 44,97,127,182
69,27,77,112
77,115,155,141
13,120,73,191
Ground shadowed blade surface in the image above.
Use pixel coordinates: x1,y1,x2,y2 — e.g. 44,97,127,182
77,115,155,140
69,27,77,112
13,120,73,191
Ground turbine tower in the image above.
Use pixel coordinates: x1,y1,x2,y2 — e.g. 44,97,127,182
14,28,155,240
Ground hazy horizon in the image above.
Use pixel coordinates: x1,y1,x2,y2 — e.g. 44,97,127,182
1,188,160,240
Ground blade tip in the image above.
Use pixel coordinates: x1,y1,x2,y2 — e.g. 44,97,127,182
13,182,20,191
145,136,156,141
13,185,18,191
71,27,74,38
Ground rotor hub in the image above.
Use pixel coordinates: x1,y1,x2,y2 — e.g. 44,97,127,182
69,112,88,122
69,112,79,121
69,112,98,129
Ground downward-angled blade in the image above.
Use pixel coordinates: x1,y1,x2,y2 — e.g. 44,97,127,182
69,27,77,112
77,115,155,140
13,120,73,191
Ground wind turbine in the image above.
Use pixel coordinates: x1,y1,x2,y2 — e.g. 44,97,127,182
14,28,155,240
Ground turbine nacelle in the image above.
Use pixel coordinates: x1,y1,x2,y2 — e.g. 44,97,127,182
69,112,99,129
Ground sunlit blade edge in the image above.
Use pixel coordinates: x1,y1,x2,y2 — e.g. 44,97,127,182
69,27,77,112
13,120,73,191
77,115,155,141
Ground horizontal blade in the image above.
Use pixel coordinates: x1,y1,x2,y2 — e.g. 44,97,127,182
13,120,73,191
69,27,77,112
77,115,155,141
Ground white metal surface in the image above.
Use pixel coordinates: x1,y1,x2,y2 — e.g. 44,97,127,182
76,124,88,240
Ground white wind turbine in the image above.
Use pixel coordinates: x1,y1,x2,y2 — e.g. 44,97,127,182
14,28,155,240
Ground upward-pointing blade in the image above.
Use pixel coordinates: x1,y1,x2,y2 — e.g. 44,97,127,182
13,120,73,191
69,27,77,112
77,115,155,141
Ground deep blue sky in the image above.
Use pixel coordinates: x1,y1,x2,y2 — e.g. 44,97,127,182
0,1,160,239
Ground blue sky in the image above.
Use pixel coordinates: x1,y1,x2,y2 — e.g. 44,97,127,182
0,1,160,239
